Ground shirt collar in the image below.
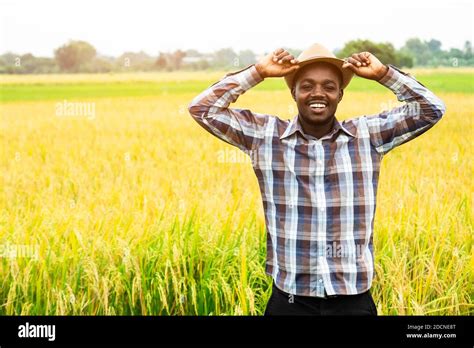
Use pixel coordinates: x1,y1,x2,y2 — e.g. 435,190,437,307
279,115,356,140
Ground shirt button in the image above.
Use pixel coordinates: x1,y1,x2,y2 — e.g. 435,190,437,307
317,160,323,166
318,279,323,283
319,207,324,212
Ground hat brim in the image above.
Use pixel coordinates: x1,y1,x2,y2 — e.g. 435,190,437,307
284,56,354,90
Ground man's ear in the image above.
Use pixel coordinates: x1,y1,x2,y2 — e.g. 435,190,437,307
291,86,296,101
338,89,344,102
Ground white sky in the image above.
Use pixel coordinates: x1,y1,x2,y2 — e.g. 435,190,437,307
1,0,473,57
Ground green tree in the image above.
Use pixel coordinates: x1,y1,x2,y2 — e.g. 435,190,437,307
213,48,238,68
54,40,97,72
116,51,155,71
397,53,414,68
400,38,430,66
336,39,400,66
0,52,58,74
464,40,473,60
237,50,256,68
427,39,442,54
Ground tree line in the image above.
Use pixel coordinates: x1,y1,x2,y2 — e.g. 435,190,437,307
1,38,472,74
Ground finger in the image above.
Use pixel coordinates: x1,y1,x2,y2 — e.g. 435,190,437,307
342,60,357,72
273,48,285,62
362,52,371,62
347,57,361,67
361,52,372,67
351,54,363,67
356,53,369,66
276,53,295,65
273,48,284,55
279,54,296,64
274,50,290,62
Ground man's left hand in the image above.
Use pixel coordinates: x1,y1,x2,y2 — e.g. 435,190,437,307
342,52,389,81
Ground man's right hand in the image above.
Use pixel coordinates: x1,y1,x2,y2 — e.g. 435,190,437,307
255,48,300,79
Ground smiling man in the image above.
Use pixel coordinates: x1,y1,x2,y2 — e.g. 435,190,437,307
188,43,446,315
289,61,346,139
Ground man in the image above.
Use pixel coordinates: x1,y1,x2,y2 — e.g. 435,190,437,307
188,43,446,315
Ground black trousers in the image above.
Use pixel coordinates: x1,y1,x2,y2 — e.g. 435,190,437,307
264,282,378,316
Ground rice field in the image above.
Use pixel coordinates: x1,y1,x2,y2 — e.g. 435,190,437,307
0,68,473,315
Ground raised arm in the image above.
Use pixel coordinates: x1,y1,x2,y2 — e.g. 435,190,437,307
343,52,446,155
187,49,300,152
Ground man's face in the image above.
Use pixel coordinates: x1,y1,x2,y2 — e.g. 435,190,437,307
291,62,344,126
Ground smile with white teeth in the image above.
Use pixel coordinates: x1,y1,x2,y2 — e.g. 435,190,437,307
309,103,327,109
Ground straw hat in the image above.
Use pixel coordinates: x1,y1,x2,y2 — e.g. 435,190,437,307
284,43,354,89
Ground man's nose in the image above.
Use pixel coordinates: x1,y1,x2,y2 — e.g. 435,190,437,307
310,86,325,96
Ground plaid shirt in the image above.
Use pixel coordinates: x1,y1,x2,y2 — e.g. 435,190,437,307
188,64,446,297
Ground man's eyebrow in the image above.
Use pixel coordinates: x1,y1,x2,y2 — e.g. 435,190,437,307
300,78,337,84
